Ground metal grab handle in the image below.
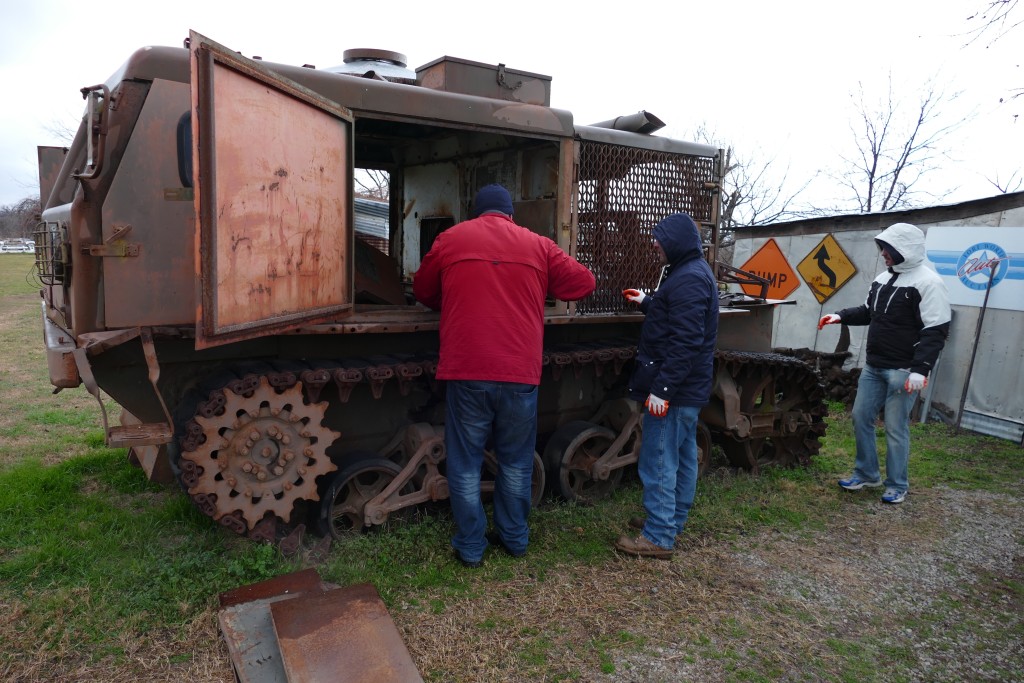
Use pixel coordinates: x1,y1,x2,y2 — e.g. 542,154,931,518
73,84,110,180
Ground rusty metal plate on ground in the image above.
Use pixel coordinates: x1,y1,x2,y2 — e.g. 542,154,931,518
270,582,423,683
219,569,332,682
219,567,326,608
219,597,291,683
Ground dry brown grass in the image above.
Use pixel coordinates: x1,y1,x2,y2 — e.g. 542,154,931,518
382,485,1023,682
0,597,233,683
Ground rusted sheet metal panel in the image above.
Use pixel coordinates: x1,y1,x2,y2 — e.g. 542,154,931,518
220,598,291,683
42,308,80,388
219,567,326,608
513,199,558,241
108,46,575,139
37,146,67,210
219,569,330,683
102,79,196,328
355,238,405,305
190,31,355,349
271,583,423,683
716,307,773,353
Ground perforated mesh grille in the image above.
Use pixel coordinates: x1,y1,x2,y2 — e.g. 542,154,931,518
574,142,718,315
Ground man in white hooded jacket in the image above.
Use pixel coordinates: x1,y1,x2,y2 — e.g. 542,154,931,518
819,223,951,504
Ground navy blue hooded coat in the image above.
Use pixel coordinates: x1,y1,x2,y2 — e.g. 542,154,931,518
627,214,719,407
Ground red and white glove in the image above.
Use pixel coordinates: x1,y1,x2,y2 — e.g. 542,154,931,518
645,394,669,417
817,314,842,330
623,289,646,304
905,372,927,393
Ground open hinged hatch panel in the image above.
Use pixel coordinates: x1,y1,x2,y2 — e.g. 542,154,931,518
190,30,355,349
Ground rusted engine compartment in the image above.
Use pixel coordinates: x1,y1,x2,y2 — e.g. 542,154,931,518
36,33,826,541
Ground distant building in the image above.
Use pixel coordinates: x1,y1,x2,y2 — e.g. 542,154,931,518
355,197,389,254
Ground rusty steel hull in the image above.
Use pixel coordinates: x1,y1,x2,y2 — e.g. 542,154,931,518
36,36,827,541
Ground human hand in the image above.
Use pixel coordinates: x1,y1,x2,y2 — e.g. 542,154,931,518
817,314,841,330
905,372,927,393
623,288,646,304
644,394,669,417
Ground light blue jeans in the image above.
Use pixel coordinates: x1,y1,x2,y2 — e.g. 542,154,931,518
445,380,538,563
638,404,701,550
851,364,916,493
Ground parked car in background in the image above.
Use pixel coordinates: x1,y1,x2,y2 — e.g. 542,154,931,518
0,240,34,253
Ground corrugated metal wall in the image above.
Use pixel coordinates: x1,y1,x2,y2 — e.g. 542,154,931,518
731,192,1024,443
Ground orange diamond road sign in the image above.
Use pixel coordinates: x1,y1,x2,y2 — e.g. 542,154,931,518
737,238,799,299
797,234,858,304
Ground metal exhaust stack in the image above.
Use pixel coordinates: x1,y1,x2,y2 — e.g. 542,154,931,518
589,110,666,135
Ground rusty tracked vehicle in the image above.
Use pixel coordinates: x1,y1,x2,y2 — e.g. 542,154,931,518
35,32,826,542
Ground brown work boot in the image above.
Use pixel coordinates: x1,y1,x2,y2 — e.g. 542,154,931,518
628,517,684,545
614,534,673,559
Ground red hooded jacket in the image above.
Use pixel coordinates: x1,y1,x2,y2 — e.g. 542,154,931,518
413,213,595,384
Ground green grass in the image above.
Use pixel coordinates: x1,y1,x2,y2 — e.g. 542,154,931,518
1,255,1021,681
0,253,38,296
814,408,1021,494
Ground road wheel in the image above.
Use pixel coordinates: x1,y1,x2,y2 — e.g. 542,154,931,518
544,420,622,504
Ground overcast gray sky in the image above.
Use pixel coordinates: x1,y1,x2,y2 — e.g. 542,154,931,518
0,0,1019,210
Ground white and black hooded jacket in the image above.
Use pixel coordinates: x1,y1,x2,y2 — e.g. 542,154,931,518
835,223,951,376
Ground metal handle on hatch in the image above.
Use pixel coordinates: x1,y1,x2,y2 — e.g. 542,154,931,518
73,84,110,180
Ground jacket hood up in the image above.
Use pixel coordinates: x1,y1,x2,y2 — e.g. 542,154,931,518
652,213,703,266
875,222,926,273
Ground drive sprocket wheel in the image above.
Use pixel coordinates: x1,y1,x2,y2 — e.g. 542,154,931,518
179,376,339,533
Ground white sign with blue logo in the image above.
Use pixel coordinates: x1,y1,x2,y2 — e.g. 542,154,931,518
925,226,1024,311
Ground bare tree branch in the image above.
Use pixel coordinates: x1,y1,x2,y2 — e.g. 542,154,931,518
830,76,966,213
354,169,390,200
0,197,41,239
691,125,815,242
963,0,1023,46
986,169,1023,193
42,118,78,145
962,1,1023,120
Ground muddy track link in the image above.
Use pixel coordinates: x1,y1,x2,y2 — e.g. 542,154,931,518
713,349,829,471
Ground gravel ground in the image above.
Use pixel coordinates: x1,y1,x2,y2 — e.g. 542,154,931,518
580,486,1024,682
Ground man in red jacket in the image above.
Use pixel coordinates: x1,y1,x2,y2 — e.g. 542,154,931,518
414,184,595,567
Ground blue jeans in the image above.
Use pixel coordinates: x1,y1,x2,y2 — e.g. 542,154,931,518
638,404,701,550
445,380,538,563
851,364,916,493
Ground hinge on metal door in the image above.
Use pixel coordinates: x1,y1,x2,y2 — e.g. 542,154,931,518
83,224,140,257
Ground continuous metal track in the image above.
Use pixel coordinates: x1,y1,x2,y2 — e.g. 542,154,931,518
712,350,829,471
173,343,827,539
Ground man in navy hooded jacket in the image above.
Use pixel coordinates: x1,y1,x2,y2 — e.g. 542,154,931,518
615,213,719,559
